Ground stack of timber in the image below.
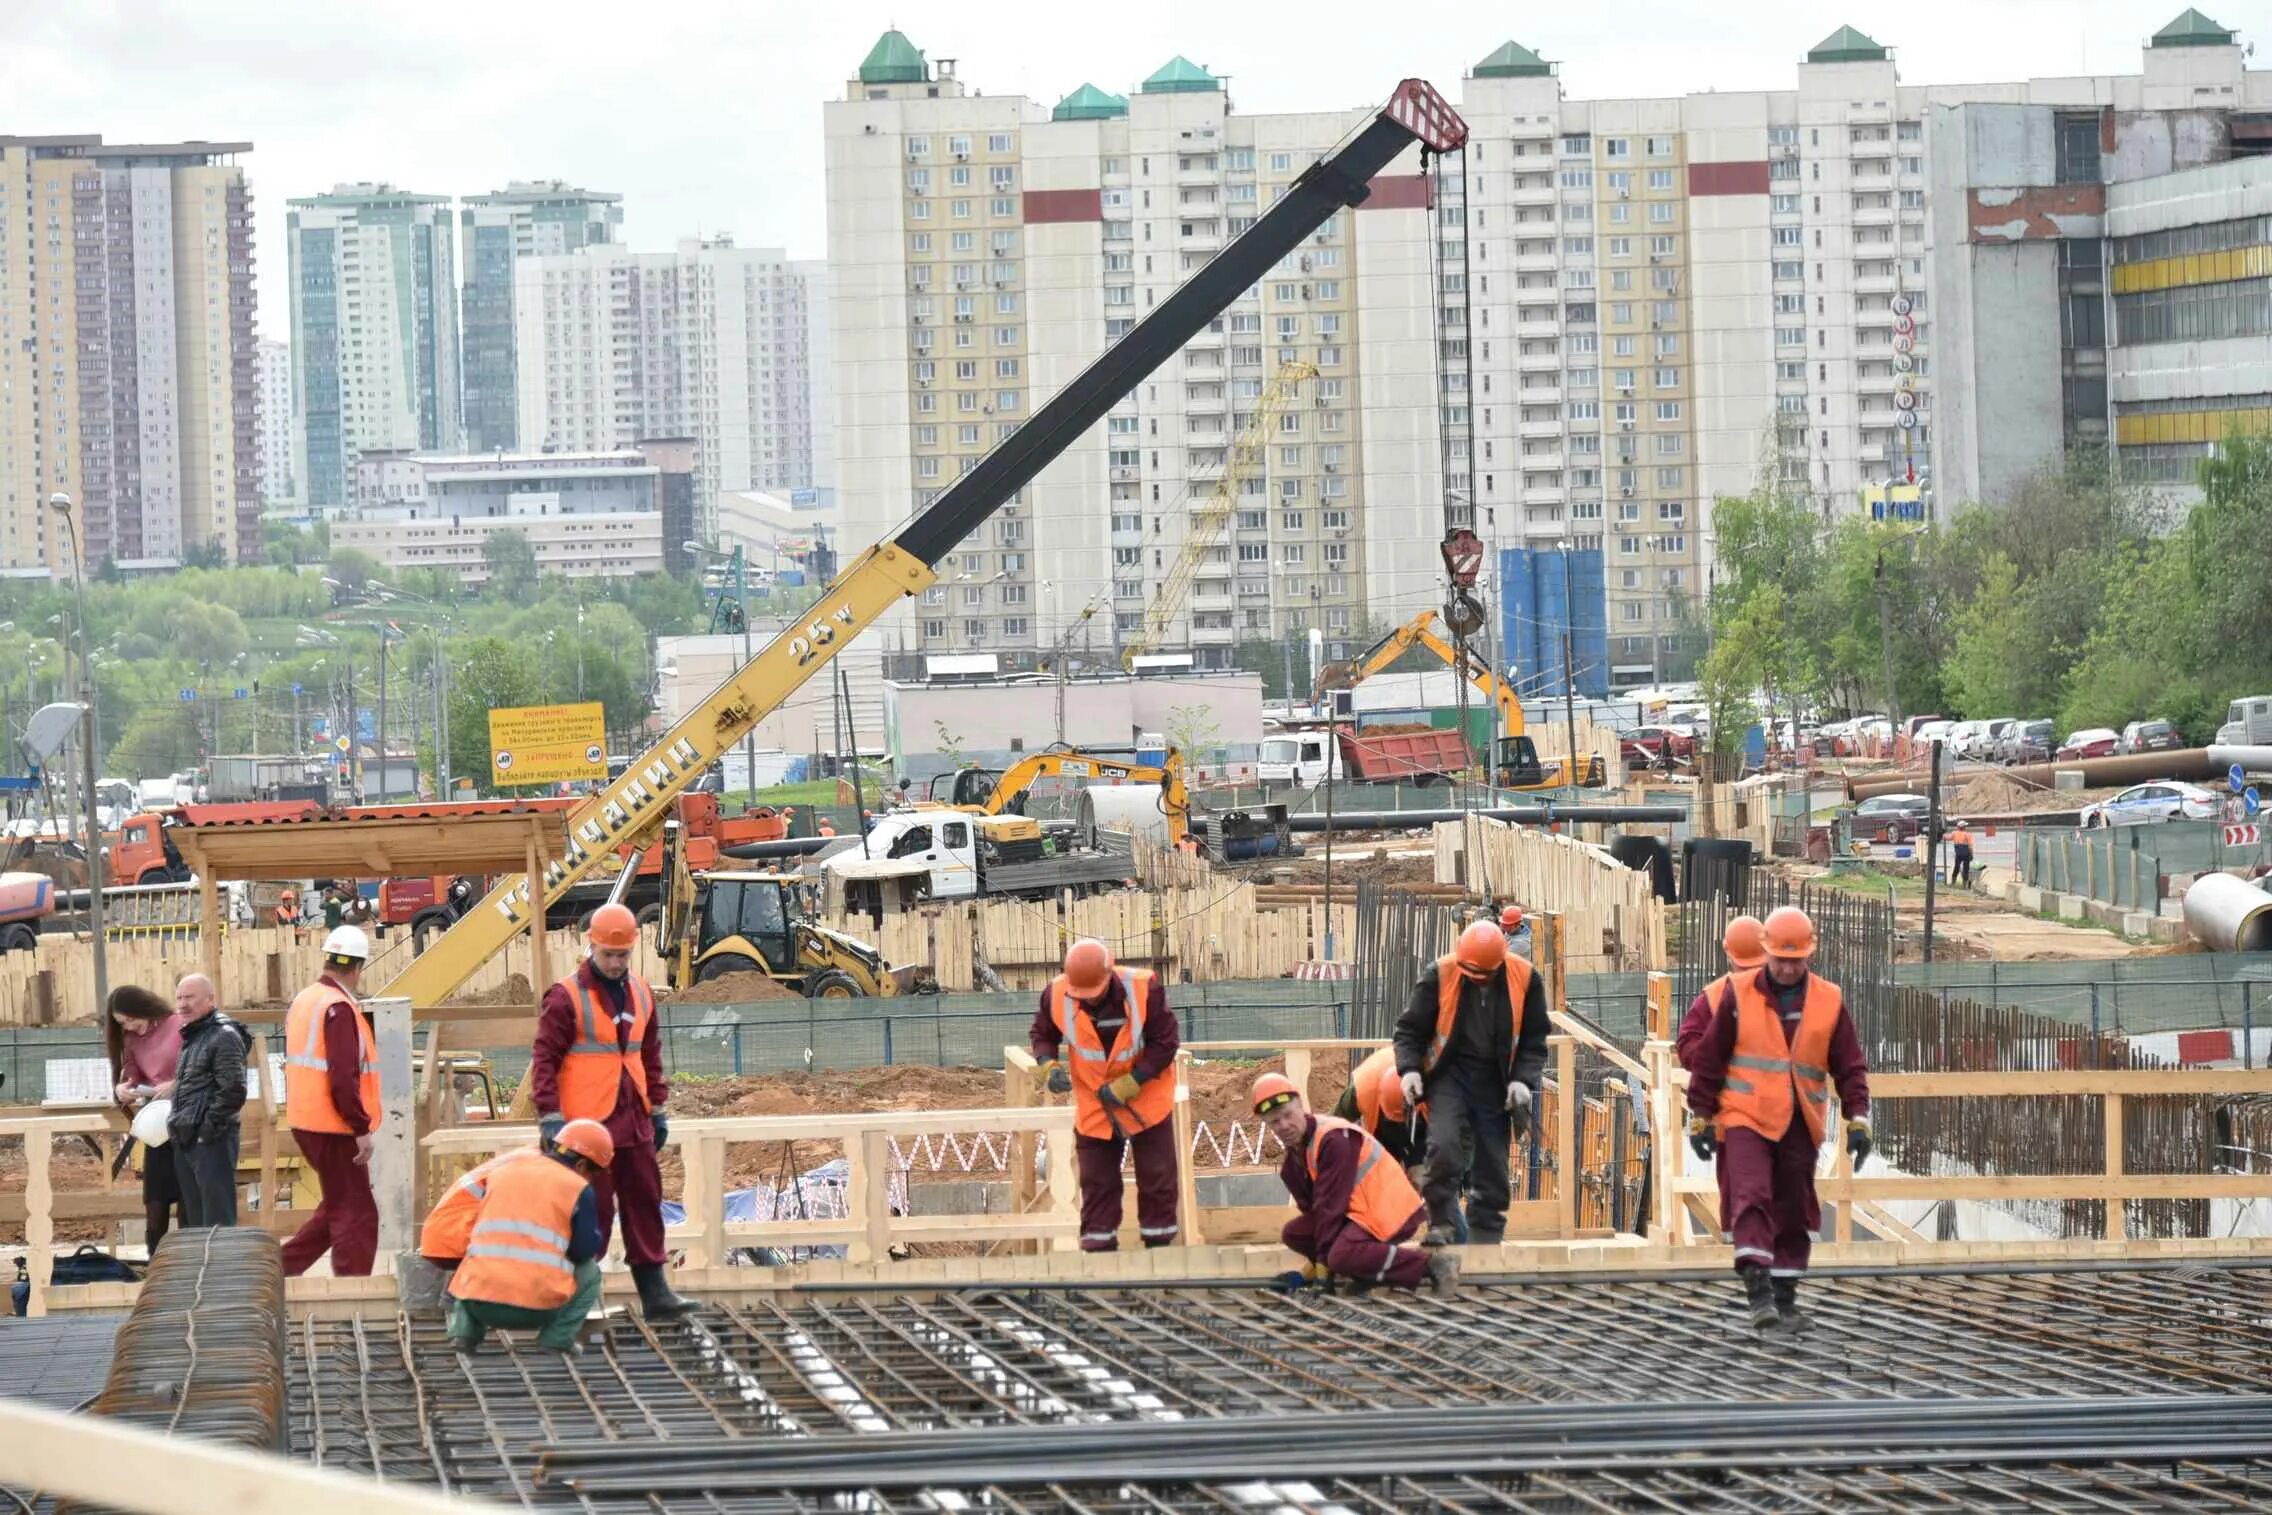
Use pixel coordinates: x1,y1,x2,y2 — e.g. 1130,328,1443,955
1432,814,1667,971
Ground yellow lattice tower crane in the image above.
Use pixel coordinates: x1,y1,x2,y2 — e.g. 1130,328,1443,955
1121,360,1319,666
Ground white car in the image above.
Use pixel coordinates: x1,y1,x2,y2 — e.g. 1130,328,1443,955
2079,781,2220,829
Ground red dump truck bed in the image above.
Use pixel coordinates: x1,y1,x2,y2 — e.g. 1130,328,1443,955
1336,727,1470,781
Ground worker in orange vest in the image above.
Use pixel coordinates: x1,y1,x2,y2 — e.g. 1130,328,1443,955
1255,1072,1458,1295
530,902,699,1320
420,1145,549,1265
1677,916,1767,1070
1330,1045,1423,1169
1029,937,1182,1251
1947,820,1976,887
442,1118,611,1355
273,887,300,932
1393,919,1549,1247
1686,906,1872,1334
281,925,382,1277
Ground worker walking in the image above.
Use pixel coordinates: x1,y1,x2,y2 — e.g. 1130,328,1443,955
1394,919,1551,1247
1255,1073,1458,1295
1498,904,1532,959
1676,916,1767,1070
531,903,699,1320
1030,938,1181,1251
1686,906,1872,1334
437,1119,612,1355
281,926,382,1277
1947,821,1975,888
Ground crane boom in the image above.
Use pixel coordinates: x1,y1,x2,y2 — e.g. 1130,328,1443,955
980,748,1191,846
380,79,1469,1007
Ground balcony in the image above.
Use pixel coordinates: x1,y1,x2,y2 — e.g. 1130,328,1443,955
1852,204,1895,227
1518,346,1561,372
1518,444,1566,470
1519,416,1563,439
1193,580,1233,604
1517,318,1560,340
1190,623,1236,646
1519,382,1564,408
1515,248,1558,273
1178,224,1225,252
1511,180,1556,206
1854,268,1899,295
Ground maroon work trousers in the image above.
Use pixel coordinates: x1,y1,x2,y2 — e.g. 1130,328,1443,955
1719,1123,1822,1276
1074,1120,1180,1250
281,1129,378,1277
590,1139,668,1267
1282,1205,1428,1287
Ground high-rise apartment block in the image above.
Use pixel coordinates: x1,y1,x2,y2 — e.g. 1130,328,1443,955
287,184,461,511
0,136,261,573
257,337,295,508
826,18,2268,689
513,238,825,530
458,181,623,453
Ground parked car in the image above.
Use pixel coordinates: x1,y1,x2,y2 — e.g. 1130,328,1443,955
2079,780,2220,829
2118,719,2185,755
1901,715,1946,741
1972,718,2021,760
1851,792,1931,842
2056,728,2121,761
1945,720,1990,760
1914,719,1954,749
2000,719,2056,765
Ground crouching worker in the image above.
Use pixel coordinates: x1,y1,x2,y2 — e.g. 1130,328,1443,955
437,1118,612,1355
1255,1072,1459,1296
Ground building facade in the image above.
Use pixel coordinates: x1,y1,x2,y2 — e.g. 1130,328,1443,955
257,337,295,509
0,135,261,573
287,184,461,512
458,181,623,454
513,238,824,532
331,447,682,582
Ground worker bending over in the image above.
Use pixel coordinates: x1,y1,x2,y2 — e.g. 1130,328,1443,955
281,926,381,1277
1686,906,1872,1334
1031,938,1181,1251
1331,1045,1424,1168
1394,919,1550,1246
531,903,698,1320
1256,1073,1457,1295
435,1119,611,1355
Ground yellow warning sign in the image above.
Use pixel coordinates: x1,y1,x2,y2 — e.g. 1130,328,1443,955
487,702,607,787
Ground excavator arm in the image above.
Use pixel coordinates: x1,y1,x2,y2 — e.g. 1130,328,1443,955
381,78,1468,1007
980,749,1191,846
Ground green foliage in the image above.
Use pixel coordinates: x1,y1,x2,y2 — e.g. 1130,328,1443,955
326,547,381,595
482,529,540,604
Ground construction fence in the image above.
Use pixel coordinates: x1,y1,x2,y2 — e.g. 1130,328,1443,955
1896,953,2272,1044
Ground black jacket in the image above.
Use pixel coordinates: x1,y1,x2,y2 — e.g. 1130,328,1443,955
1393,960,1551,1094
169,1011,251,1144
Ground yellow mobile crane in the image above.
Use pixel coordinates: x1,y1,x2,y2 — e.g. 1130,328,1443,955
379,79,1471,1007
928,747,1194,848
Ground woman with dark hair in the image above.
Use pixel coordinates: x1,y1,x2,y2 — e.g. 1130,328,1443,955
106,983,185,1254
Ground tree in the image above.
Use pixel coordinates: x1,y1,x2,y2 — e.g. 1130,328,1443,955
1163,703,1222,767
111,705,204,779
326,547,382,598
443,637,545,791
482,529,539,604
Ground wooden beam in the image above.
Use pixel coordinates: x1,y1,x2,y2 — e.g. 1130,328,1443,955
422,1106,1078,1153
1826,1174,2272,1201
1871,1070,2272,1097
1553,1034,1578,1238
25,1127,52,1316
2104,1094,2125,1242
1171,1058,1203,1245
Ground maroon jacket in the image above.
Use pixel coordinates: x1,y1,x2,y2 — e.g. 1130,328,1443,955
1675,982,1727,1072
1028,971,1178,1084
315,976,373,1136
1686,969,1869,1128
531,959,668,1150
1277,1113,1368,1255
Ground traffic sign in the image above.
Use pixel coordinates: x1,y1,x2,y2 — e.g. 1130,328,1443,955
2225,824,2261,847
232,687,247,700
291,682,303,697
2248,787,2262,817
334,735,352,754
2231,763,2248,792
178,689,196,702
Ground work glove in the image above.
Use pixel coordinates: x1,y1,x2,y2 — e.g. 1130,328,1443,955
1504,1080,1534,1138
651,1110,670,1152
1045,1061,1072,1096
1688,1116,1719,1163
1845,1116,1873,1168
1400,1071,1425,1110
539,1112,566,1150
1102,1072,1143,1106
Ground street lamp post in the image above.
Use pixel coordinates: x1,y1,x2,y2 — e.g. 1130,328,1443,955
49,494,105,1011
686,541,756,805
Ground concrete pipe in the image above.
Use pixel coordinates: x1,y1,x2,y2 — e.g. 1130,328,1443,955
2182,871,2272,953
1077,784,1172,849
2207,745,2272,776
1845,748,2224,801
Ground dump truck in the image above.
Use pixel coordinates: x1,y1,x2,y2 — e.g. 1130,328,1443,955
1258,726,1474,787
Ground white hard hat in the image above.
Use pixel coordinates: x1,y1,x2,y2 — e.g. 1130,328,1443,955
131,1098,173,1148
322,924,372,961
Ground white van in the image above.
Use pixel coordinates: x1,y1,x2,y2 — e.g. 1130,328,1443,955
2222,696,2272,747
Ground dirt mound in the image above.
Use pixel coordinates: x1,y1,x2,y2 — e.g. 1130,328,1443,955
1949,772,2122,817
449,973,536,1007
662,970,804,1004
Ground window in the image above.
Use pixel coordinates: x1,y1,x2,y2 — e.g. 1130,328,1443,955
1560,167,1594,189
1656,466,1684,488
1771,194,1800,213
988,132,1012,153
1270,152,1293,172
1611,369,1636,390
1646,135,1674,158
1605,137,1631,158
1647,169,1674,191
1607,236,1631,257
1774,293,1803,314
951,199,971,218
1774,326,1805,346
1654,367,1679,388
991,166,1015,191
1773,260,1803,280
1650,235,1676,256
1653,433,1684,455
1649,202,1675,224
948,135,971,156
1610,269,1632,291
910,199,931,220
948,165,970,187
1658,501,1685,522
1771,158,1799,181
1606,171,1630,192
1611,335,1635,356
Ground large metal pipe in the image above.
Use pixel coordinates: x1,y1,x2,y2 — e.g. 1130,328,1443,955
1289,805,1685,832
1845,747,2225,801
2208,745,2272,775
720,835,835,861
2182,872,2272,952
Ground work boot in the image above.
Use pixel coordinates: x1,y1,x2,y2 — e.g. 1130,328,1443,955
1772,1276,1809,1334
631,1262,702,1320
1739,1264,1780,1333
1424,1249,1462,1299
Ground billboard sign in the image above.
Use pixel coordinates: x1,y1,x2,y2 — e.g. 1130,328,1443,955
488,702,607,787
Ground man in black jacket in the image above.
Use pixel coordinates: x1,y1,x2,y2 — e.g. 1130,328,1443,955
1393,920,1550,1246
166,973,249,1227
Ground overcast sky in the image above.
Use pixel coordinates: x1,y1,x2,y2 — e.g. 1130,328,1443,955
1,0,2221,338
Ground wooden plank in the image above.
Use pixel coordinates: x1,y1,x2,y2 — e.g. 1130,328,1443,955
857,1129,894,1263
25,1128,52,1317
1826,1174,2272,1201
1553,1035,1577,1238
2104,1093,2125,1242
1871,1070,2272,1097
1850,1199,1929,1246
1171,1060,1203,1246
423,1105,1077,1152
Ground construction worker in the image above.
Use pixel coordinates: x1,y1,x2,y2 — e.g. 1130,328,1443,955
1029,937,1181,1251
1330,1045,1424,1169
441,1118,611,1356
420,1145,548,1266
273,887,300,932
1498,903,1532,959
531,902,699,1319
1255,1072,1457,1295
1947,820,1976,888
1394,918,1550,1247
1676,915,1767,1070
1686,905,1872,1335
281,926,381,1277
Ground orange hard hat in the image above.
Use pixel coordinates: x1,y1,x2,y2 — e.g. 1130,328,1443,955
1455,919,1507,977
1376,1060,1410,1122
1499,904,1524,930
1722,914,1768,971
1062,937,1114,998
552,1117,616,1169
587,902,639,952
279,888,297,904
1251,1071,1301,1115
1763,905,1816,960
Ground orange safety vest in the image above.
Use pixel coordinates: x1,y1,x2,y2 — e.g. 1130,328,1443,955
1422,952,1535,1077
283,979,379,1136
448,1152,589,1311
1049,966,1174,1140
1715,972,1845,1146
419,1146,547,1261
1950,828,1974,848
1349,1045,1398,1136
1677,974,1734,1071
1305,1115,1424,1243
553,970,657,1122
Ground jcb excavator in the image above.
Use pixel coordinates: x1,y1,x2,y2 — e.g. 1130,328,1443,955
924,747,1193,849
378,78,1469,1008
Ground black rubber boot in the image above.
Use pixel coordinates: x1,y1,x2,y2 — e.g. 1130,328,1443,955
632,1262,701,1320
1421,1221,1458,1248
1740,1264,1780,1332
1772,1275,1809,1334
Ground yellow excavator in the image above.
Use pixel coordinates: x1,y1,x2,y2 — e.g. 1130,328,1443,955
923,747,1193,850
376,78,1470,1008
1315,610,1606,790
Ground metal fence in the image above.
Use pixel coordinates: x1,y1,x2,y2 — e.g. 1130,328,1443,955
2017,830,2165,911
1894,953,2272,1045
1675,875,1898,1032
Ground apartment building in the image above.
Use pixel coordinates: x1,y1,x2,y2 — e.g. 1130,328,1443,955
257,337,295,508
0,135,261,573
825,32,1447,667
287,184,462,511
458,182,623,453
513,238,824,533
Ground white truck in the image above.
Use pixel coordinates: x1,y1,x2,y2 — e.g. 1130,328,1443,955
818,812,1133,904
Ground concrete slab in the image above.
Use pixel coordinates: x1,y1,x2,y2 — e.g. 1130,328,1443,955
2122,912,2152,938
2017,884,2046,912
